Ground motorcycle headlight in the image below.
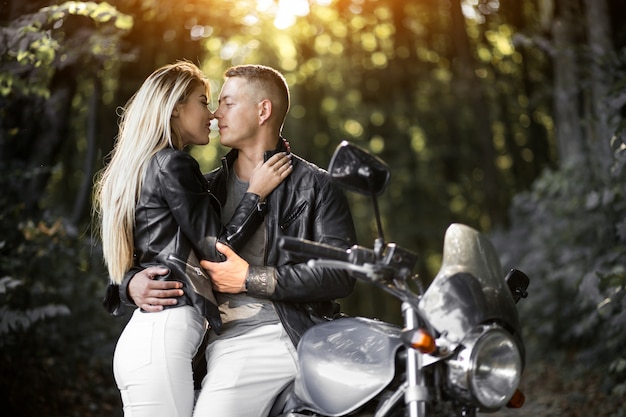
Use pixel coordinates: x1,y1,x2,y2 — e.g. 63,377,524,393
447,325,522,410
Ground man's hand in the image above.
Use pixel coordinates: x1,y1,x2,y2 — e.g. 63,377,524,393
201,242,248,293
128,266,183,312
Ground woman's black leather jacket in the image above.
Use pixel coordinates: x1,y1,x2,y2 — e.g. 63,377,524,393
105,148,266,331
205,138,357,346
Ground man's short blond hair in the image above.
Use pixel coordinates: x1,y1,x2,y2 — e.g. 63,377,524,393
225,65,290,125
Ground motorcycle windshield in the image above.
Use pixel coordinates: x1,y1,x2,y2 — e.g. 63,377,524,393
418,224,520,344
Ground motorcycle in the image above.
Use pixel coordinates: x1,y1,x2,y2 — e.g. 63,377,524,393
271,141,529,417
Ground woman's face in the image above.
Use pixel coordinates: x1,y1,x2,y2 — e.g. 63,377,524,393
172,84,214,147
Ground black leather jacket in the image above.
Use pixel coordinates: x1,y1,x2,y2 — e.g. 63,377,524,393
107,148,266,329
205,139,357,346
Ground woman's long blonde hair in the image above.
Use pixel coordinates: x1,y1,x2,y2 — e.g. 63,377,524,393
93,61,210,284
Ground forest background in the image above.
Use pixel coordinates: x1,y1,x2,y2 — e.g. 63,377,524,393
1,0,625,415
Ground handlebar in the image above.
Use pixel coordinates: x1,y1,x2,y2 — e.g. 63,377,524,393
279,236,351,262
278,237,380,266
279,235,424,320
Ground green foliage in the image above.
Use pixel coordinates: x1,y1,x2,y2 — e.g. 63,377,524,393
0,4,134,410
0,171,125,416
493,131,626,397
0,1,133,98
0,286,71,338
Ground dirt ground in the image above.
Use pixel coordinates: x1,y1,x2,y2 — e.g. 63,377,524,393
487,357,624,417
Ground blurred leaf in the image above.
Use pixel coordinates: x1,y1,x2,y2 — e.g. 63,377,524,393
0,276,22,294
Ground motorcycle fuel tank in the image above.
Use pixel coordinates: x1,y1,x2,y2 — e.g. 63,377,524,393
294,317,402,416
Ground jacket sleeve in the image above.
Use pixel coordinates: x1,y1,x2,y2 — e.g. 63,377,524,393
157,151,224,261
245,177,357,303
218,192,267,252
117,265,142,308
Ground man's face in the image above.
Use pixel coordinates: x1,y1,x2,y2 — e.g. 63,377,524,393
214,77,260,149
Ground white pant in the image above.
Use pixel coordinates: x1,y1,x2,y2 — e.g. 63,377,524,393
113,306,207,417
193,323,298,417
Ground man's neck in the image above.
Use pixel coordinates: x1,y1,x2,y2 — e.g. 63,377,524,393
233,136,280,181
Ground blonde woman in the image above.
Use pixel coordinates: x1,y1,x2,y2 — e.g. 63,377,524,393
93,61,291,416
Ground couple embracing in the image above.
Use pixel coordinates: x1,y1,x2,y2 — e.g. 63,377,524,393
93,61,356,417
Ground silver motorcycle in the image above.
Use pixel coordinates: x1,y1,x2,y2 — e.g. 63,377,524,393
273,141,529,417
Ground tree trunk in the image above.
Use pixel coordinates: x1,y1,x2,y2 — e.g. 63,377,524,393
552,0,586,167
24,66,77,214
449,0,506,228
583,0,615,176
70,77,101,230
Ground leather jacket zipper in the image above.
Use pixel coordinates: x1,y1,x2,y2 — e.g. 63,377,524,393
279,201,307,230
167,253,205,277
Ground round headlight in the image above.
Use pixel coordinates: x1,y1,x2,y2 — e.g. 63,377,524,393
447,325,522,410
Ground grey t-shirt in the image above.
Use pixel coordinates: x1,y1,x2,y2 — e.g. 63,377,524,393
209,170,279,341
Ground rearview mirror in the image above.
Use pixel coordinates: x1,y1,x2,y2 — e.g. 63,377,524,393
328,141,390,196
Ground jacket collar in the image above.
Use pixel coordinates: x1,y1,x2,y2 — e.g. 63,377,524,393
221,137,290,168
264,137,290,162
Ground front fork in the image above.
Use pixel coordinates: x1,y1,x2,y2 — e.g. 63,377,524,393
402,302,428,417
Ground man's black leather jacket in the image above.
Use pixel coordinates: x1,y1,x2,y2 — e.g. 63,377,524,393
108,148,266,326
205,139,357,346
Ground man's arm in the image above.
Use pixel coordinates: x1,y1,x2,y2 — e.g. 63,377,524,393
122,266,183,312
264,177,356,302
202,176,356,302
